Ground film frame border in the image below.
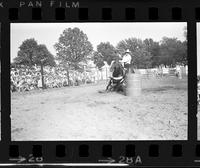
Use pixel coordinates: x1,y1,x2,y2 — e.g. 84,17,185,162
0,0,199,166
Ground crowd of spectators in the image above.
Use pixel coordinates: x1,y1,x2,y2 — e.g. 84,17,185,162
10,64,188,93
10,65,96,92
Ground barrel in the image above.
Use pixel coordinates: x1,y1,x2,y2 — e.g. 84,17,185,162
127,73,142,97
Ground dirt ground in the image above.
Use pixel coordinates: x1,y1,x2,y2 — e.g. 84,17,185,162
11,76,188,141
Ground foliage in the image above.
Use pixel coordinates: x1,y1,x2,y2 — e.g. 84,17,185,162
33,44,56,66
159,37,187,66
96,42,117,65
117,38,154,68
54,27,93,71
92,51,105,69
13,38,56,89
14,38,55,67
116,37,187,68
143,38,160,67
14,38,38,66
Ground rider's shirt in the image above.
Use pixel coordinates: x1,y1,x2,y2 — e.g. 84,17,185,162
122,53,132,64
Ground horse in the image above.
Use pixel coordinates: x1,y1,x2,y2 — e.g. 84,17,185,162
106,60,127,95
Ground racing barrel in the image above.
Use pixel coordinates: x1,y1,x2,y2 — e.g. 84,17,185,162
127,72,142,97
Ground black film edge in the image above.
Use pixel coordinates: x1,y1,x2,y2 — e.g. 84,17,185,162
0,0,200,167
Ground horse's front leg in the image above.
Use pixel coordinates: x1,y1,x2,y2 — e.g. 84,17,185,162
106,80,112,91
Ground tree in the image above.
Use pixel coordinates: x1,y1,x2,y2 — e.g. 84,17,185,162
181,41,187,65
129,47,152,69
116,38,143,57
117,38,153,68
54,27,93,83
14,38,38,66
96,42,117,66
13,38,56,89
92,51,105,69
159,37,187,66
34,44,56,88
143,38,160,67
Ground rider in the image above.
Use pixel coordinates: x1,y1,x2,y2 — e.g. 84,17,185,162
121,49,132,74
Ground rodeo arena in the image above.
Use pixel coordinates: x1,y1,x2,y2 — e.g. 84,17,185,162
10,55,188,141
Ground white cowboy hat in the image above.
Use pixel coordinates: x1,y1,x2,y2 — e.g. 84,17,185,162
125,49,130,53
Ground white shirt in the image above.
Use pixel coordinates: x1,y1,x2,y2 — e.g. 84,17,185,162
122,53,132,64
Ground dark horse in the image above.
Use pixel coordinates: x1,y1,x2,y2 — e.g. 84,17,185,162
106,60,127,95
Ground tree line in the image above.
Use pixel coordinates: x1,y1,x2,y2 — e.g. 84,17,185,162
12,27,187,88
93,36,187,69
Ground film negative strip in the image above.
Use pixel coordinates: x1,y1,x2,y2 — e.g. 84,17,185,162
0,0,200,167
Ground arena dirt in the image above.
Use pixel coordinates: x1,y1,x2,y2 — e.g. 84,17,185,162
11,76,187,140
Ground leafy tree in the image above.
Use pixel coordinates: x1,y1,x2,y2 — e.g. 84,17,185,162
143,38,160,67
14,38,38,66
54,27,93,83
34,44,56,88
116,38,143,57
13,38,56,89
33,44,55,66
159,37,187,66
116,36,187,68
117,38,152,68
96,42,117,66
181,41,187,65
92,51,105,69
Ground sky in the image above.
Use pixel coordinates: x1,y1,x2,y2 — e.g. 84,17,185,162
10,22,187,63
198,23,200,75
